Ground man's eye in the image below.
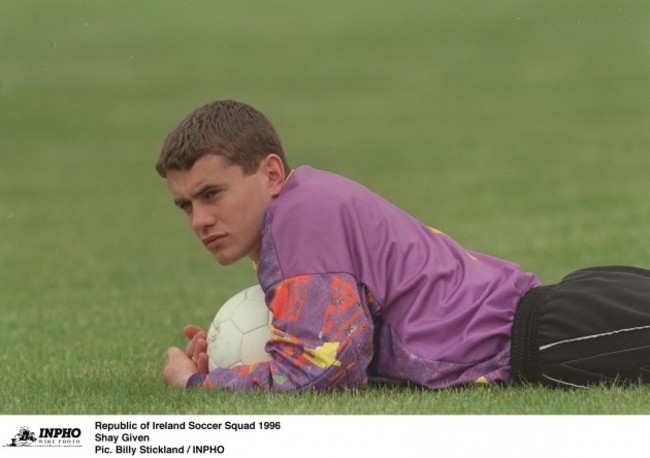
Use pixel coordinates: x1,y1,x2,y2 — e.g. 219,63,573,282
178,202,191,212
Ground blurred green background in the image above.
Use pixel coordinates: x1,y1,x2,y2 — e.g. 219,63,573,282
1,0,649,413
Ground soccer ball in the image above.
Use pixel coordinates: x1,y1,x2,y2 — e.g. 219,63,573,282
206,285,273,370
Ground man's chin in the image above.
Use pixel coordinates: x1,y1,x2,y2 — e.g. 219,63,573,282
211,251,241,266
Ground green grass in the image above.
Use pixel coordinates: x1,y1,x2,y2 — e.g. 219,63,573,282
1,0,650,414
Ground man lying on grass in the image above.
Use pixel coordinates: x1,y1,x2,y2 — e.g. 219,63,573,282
158,100,650,391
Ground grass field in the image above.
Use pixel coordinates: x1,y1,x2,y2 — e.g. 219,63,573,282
1,0,650,414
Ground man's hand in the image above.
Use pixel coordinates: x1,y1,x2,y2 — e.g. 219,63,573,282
164,347,199,387
183,324,209,374
163,324,210,388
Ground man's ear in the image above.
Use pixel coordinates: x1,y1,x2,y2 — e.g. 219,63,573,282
260,154,286,198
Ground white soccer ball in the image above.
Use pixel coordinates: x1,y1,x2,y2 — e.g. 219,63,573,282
207,285,273,370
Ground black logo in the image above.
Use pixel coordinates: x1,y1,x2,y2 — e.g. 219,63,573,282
5,427,37,447
3,426,82,448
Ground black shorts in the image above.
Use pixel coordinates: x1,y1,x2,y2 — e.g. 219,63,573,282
511,266,650,387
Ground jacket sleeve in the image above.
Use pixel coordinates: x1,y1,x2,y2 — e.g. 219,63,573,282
187,273,374,392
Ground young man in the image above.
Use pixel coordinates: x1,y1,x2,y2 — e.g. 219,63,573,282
158,100,650,391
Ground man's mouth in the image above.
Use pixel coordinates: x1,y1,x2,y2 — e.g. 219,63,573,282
201,233,227,249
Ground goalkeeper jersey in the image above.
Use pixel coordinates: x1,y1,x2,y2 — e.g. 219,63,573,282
188,166,540,391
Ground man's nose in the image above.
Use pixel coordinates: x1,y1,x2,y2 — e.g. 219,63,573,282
191,202,217,233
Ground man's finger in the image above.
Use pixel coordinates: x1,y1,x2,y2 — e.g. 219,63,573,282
197,352,209,374
184,324,206,340
193,337,207,363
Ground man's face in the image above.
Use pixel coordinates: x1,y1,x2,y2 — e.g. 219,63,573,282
166,154,281,265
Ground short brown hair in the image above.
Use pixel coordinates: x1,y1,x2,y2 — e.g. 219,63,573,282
155,100,289,177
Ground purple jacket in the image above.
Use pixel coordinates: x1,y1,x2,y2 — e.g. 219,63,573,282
188,166,540,391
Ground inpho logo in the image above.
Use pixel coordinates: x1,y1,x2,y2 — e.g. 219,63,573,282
39,428,81,439
3,425,82,448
